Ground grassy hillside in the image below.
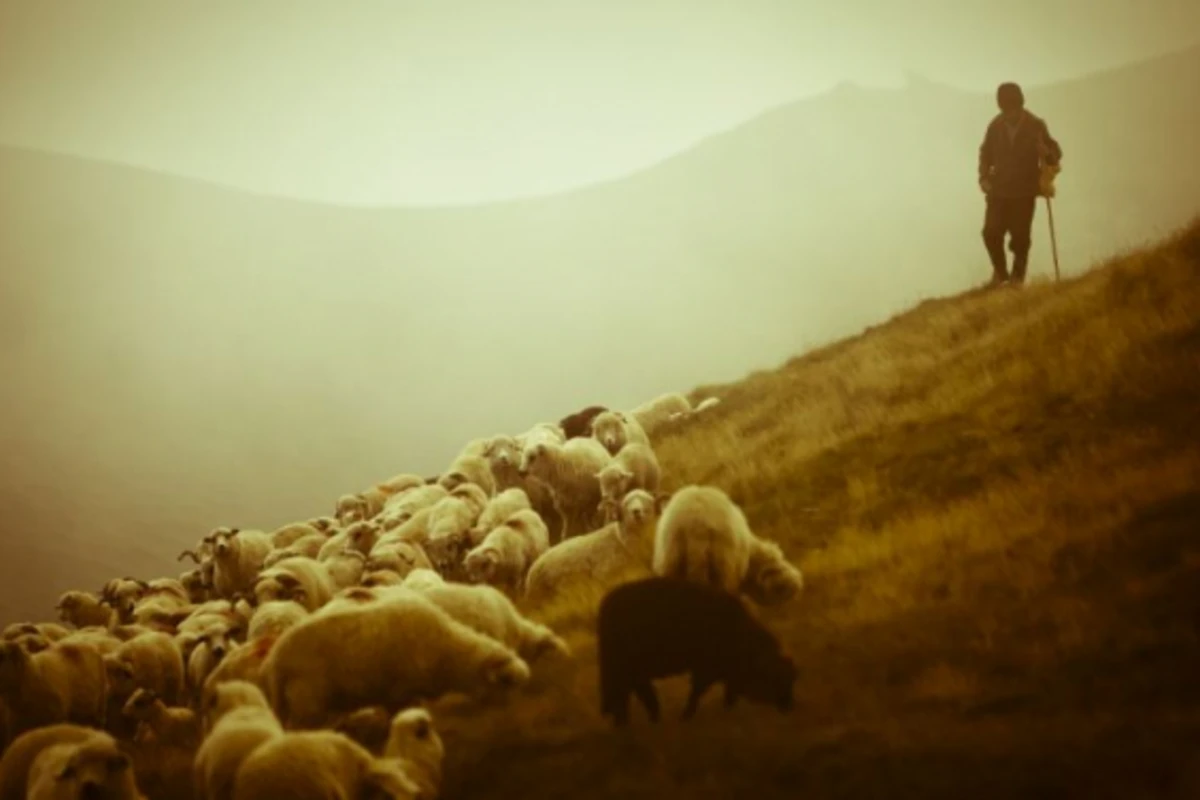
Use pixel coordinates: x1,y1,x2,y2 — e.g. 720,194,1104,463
3,44,1198,622
426,217,1200,799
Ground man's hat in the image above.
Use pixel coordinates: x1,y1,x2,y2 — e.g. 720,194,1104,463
997,82,1024,111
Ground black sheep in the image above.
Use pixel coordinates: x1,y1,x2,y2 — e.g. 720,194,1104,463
558,405,608,439
596,576,796,726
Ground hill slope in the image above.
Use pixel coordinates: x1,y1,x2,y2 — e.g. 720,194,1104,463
431,216,1200,799
2,44,1198,623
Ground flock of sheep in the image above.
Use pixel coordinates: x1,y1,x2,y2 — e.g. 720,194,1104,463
0,390,805,799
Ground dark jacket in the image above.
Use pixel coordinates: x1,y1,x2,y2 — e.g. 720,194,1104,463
978,109,1062,198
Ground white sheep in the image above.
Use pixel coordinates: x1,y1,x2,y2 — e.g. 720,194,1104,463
384,707,444,799
247,600,309,641
103,631,186,709
515,422,566,448
324,549,367,591
54,591,114,630
253,557,336,612
317,520,379,562
482,437,565,543
25,733,143,800
471,487,532,543
437,452,497,497
211,528,273,599
403,570,570,662
596,442,661,522
379,485,448,531
427,483,489,541
193,681,282,800
629,391,693,436
267,522,323,550
99,578,150,624
365,541,433,578
462,510,550,596
374,472,427,498
0,640,108,738
524,489,660,606
231,729,420,800
121,687,199,748
652,485,754,595
519,437,611,540
0,723,111,800
262,588,531,729
740,538,805,606
590,410,650,456
262,532,328,568
335,488,387,525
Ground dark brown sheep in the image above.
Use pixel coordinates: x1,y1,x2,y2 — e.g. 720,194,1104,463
596,576,796,726
558,405,608,439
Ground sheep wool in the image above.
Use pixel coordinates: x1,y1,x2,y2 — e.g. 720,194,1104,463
652,485,755,595
262,589,530,729
231,730,420,800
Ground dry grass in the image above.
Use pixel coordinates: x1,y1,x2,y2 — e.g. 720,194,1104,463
432,217,1200,799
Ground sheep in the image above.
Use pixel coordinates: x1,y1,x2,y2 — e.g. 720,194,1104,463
179,569,210,604
558,404,609,439
515,422,566,448
524,489,661,606
317,520,380,562
211,528,273,599
590,410,650,456
629,392,693,437
262,588,530,729
193,681,282,800
330,706,392,755
597,576,796,726
375,472,427,498
130,581,191,629
384,706,444,799
197,635,277,718
471,487,532,543
403,569,570,662
103,631,186,709
740,538,805,606
266,522,323,550
424,484,490,578
247,600,308,640
230,730,420,800
55,591,114,630
482,437,565,543
121,688,199,748
0,640,107,737
0,724,108,800
377,507,436,549
185,618,247,706
437,453,496,497
361,570,405,588
324,549,367,591
335,488,388,525
365,541,433,578
380,486,448,533
253,557,336,612
100,578,150,624
519,437,610,540
25,732,143,800
57,628,124,657
597,442,661,522
462,509,550,596
261,532,328,567
2,622,70,643
652,484,755,595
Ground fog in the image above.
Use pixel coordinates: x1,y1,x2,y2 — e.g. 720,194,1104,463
1,5,1199,621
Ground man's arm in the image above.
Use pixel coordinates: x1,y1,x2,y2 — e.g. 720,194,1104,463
1039,119,1062,166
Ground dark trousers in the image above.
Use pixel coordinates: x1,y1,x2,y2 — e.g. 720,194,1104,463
982,195,1038,281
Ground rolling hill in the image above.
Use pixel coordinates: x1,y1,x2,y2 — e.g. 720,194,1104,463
1,44,1198,622
434,215,1200,799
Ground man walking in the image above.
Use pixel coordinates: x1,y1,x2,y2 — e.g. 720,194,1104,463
978,82,1062,286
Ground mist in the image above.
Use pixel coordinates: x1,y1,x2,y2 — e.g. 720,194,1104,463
1,4,1199,622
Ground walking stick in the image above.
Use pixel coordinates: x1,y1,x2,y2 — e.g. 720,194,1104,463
1045,195,1060,282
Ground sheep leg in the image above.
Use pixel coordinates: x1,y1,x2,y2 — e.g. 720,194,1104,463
681,672,717,720
632,681,660,723
723,682,740,709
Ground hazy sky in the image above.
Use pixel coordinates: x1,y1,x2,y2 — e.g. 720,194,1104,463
1,0,1198,205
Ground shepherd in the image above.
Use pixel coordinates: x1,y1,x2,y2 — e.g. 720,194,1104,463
978,82,1063,287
